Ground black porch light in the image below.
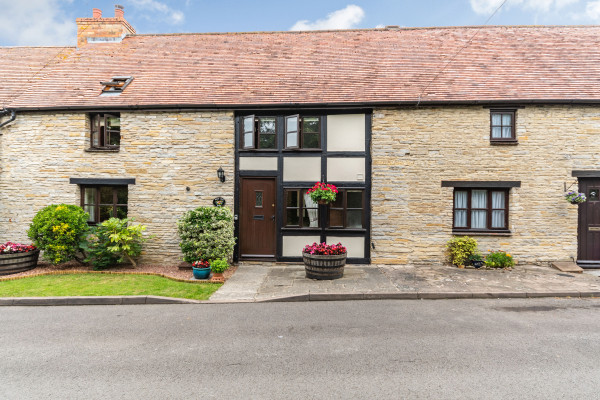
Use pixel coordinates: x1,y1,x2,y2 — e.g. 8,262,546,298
217,167,226,183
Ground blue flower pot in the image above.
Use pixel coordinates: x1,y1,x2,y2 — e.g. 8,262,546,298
192,267,211,280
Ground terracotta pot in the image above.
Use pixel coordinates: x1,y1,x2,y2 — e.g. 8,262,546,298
210,272,225,283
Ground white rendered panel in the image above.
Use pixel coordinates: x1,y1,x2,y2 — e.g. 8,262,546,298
327,158,365,182
238,157,278,171
326,114,365,151
327,236,365,258
283,157,321,182
283,236,320,257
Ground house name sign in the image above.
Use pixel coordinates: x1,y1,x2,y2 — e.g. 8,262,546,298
213,197,226,207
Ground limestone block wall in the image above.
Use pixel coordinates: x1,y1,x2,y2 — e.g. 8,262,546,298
371,105,600,265
0,110,234,264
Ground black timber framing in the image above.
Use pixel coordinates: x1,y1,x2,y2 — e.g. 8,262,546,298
233,109,372,264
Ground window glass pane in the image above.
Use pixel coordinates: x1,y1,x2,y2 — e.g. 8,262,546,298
258,134,276,149
501,127,512,138
347,210,362,228
303,208,319,228
116,187,128,204
99,187,113,204
244,132,254,148
108,132,121,146
492,210,505,228
99,205,113,221
286,131,298,148
492,191,505,209
255,191,263,207
502,114,512,125
243,116,254,148
84,205,95,222
303,191,318,208
331,193,343,208
491,114,501,125
84,188,96,205
303,133,320,149
302,117,319,133
329,209,343,227
347,191,363,208
243,116,254,133
286,191,298,207
286,209,300,226
589,189,599,201
91,130,100,147
471,190,487,208
106,116,120,130
259,117,276,134
471,210,487,229
491,127,502,138
454,191,467,208
454,210,467,227
285,116,298,148
116,206,128,220
286,116,298,132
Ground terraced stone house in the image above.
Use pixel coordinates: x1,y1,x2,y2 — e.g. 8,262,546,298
2,7,600,267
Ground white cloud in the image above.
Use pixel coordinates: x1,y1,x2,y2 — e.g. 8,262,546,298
128,0,185,24
470,0,579,15
0,0,76,46
584,0,600,19
290,5,365,31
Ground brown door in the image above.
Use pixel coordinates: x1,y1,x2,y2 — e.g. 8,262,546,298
578,178,600,264
240,178,277,258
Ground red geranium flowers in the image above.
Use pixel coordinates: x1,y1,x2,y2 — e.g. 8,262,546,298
303,242,347,256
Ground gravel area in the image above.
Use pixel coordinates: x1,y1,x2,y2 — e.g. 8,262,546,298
0,261,237,282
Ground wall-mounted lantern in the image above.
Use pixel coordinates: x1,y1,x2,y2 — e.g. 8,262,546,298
217,167,226,183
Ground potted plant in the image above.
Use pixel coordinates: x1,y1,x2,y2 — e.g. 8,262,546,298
468,252,484,268
565,191,586,204
446,236,478,268
191,259,211,280
302,242,347,280
0,242,40,275
485,251,515,269
210,258,229,283
307,182,338,205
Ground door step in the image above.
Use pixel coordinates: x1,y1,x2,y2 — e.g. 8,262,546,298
551,262,583,273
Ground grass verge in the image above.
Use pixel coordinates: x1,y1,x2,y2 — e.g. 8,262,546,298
0,273,221,300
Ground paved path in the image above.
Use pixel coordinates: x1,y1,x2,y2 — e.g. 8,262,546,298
210,263,600,302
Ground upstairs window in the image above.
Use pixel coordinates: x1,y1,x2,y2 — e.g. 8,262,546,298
240,115,321,150
285,115,321,149
81,185,128,224
90,113,120,149
490,110,516,143
242,115,277,150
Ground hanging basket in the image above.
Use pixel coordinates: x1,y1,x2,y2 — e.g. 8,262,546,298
317,199,331,205
0,249,40,275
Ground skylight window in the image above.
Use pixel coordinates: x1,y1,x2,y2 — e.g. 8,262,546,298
100,76,133,94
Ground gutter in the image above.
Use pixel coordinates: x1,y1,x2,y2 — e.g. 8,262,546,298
0,108,16,129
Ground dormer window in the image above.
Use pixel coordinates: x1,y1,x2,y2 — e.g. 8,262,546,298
90,113,120,149
100,76,133,94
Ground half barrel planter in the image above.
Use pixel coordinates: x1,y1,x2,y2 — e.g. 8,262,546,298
303,252,347,280
0,249,40,275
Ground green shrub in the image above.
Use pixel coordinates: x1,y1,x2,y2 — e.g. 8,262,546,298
28,204,90,264
210,258,229,273
84,218,149,270
485,251,515,269
177,207,235,263
446,236,478,266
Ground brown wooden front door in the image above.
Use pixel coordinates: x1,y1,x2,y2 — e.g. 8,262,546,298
240,178,277,258
578,178,600,264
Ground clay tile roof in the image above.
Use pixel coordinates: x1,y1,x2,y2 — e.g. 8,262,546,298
4,25,600,109
0,46,74,108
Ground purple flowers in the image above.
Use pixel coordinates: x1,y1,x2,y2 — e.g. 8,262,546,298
565,191,586,204
0,242,36,254
303,242,347,256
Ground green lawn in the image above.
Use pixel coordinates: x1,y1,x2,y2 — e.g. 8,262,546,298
0,273,221,300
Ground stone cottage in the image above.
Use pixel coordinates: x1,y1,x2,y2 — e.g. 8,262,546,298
2,7,600,267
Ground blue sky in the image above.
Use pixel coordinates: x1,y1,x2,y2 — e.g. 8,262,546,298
1,0,599,46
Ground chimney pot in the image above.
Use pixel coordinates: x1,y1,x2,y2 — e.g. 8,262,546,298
92,8,102,18
115,4,124,19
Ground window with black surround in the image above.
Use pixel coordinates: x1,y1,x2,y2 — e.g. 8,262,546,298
284,189,319,228
329,189,364,229
90,113,120,149
453,189,509,232
242,115,277,150
81,186,128,224
490,109,516,143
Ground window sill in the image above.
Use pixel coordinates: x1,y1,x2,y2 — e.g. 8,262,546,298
490,140,518,146
85,148,120,153
281,227,321,231
239,149,278,152
452,230,511,237
282,149,322,152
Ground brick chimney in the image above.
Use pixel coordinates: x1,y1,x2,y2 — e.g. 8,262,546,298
76,5,135,47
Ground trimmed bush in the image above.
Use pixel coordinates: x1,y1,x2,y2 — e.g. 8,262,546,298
28,204,89,264
177,207,235,263
210,258,229,274
446,236,478,266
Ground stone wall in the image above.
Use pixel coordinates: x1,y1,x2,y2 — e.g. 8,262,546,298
371,105,600,265
0,111,234,264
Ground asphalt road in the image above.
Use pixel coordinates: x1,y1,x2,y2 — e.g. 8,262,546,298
2,298,600,399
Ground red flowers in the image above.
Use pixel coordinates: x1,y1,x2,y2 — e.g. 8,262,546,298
307,182,338,203
302,242,347,256
0,242,36,254
192,260,210,269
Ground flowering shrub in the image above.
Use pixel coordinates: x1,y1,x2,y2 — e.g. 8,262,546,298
0,242,36,254
565,191,586,204
307,182,338,204
485,251,515,269
192,260,210,269
303,242,347,256
446,236,478,266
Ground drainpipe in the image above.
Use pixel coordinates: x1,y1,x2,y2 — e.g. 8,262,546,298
0,108,16,129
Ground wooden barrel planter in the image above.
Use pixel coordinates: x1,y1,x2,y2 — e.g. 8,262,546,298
303,252,347,280
0,250,40,275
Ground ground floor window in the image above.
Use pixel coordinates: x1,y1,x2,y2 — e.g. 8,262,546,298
81,185,128,224
329,189,364,229
453,189,508,231
284,189,319,228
